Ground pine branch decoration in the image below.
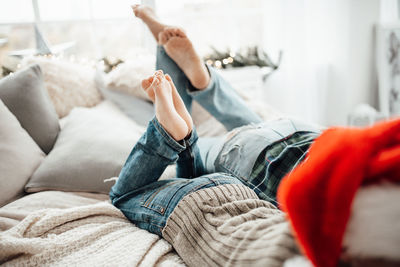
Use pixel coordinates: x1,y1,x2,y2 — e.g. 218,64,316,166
204,46,282,70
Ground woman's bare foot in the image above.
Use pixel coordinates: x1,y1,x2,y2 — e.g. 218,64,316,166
141,73,157,102
132,6,210,90
142,71,191,141
165,74,193,132
159,27,210,90
131,5,166,42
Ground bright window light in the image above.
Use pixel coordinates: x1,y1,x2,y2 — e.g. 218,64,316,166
91,0,140,19
37,0,140,21
0,0,34,23
38,0,91,21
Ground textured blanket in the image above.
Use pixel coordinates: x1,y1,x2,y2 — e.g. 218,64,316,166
0,202,185,266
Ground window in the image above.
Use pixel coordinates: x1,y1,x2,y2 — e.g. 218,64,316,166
0,0,265,68
155,0,265,55
0,0,143,66
0,0,34,23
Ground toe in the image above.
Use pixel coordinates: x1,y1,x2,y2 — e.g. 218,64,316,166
162,28,174,39
172,29,180,37
154,70,164,78
166,30,174,39
165,74,175,88
176,28,187,38
131,5,139,15
153,75,162,85
165,27,186,38
141,79,150,90
141,76,153,90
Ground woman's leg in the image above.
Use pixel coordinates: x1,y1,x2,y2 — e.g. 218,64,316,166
110,115,207,235
114,71,205,191
110,117,186,199
157,34,263,131
140,71,205,178
156,46,194,112
176,131,205,179
133,5,262,131
110,71,207,235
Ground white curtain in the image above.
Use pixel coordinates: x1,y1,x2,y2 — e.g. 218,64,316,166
260,0,380,126
380,0,399,23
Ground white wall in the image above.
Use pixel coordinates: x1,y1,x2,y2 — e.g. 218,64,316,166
338,0,380,125
261,0,380,126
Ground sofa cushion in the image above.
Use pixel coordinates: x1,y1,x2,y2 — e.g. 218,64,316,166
95,70,154,126
25,101,145,194
0,64,60,153
0,99,45,207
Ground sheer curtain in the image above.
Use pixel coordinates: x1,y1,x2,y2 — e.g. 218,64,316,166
152,0,380,126
261,0,380,126
380,0,399,23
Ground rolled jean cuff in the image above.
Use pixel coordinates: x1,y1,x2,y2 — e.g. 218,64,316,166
151,117,186,152
186,64,216,97
183,125,199,147
150,117,199,155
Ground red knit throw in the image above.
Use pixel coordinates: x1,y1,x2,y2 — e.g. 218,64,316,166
277,119,400,267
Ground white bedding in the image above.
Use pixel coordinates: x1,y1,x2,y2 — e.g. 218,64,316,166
0,191,185,266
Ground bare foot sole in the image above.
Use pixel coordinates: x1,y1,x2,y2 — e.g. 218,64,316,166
143,71,190,141
142,71,193,136
159,28,210,90
165,74,193,133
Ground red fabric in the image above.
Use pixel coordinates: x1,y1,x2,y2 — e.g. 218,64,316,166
277,119,400,267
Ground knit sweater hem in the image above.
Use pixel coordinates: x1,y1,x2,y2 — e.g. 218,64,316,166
162,184,299,267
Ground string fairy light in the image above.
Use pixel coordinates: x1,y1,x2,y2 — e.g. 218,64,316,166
16,53,101,70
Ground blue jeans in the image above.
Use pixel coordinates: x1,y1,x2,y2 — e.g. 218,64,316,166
110,47,260,236
110,46,321,236
109,118,243,236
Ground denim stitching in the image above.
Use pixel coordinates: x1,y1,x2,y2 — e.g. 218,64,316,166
136,142,176,162
142,181,181,208
121,209,164,228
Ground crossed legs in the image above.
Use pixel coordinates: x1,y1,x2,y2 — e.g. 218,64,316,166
132,5,210,90
132,5,263,131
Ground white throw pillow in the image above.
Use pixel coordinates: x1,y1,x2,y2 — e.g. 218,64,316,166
22,57,103,118
0,99,45,207
105,57,155,101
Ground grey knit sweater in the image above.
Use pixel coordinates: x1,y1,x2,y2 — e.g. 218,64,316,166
162,184,299,267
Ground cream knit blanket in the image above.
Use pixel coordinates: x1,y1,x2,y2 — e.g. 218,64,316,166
163,184,299,267
0,202,184,266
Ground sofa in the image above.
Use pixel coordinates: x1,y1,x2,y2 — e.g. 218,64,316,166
0,57,399,266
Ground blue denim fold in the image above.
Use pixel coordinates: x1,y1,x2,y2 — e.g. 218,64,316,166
110,117,242,236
